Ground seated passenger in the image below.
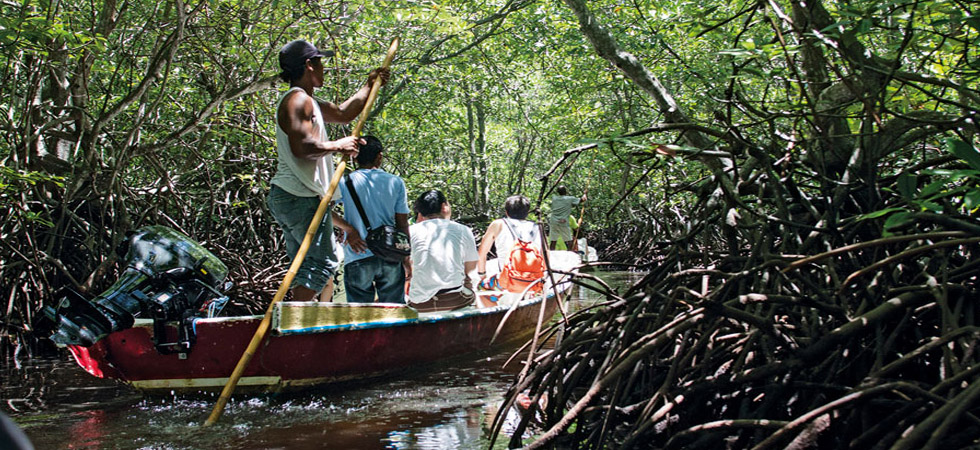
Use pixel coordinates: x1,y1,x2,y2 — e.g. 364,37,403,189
477,195,546,294
407,190,479,312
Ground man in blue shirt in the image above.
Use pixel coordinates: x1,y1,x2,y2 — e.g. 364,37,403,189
333,136,411,303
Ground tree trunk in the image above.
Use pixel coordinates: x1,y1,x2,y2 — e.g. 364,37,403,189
561,0,713,153
467,87,490,214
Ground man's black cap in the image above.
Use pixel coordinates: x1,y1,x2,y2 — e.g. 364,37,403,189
279,40,335,74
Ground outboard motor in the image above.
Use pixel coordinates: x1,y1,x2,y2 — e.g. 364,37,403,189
40,226,229,353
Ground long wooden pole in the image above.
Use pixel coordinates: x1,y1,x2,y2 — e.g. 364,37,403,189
571,182,589,252
204,37,399,427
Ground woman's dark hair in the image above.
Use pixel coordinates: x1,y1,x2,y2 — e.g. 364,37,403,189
414,190,447,218
503,195,531,220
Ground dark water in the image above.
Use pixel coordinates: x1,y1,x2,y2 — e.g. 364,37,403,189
3,272,638,450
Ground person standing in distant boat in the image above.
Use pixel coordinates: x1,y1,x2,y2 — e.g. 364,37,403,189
548,185,586,251
267,39,389,302
407,190,479,312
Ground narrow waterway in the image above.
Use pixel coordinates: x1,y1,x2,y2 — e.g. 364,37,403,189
4,271,638,450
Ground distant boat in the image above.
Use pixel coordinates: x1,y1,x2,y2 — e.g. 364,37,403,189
65,252,581,394
578,238,599,263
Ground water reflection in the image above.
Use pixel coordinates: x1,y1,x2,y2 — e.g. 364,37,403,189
5,271,640,449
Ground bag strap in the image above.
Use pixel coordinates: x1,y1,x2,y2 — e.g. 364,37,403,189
344,173,372,229
502,218,530,244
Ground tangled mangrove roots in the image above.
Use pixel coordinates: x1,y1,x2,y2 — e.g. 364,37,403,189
496,227,980,449
491,0,980,443
0,156,282,358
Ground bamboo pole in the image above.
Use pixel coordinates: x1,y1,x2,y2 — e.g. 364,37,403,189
571,182,589,252
204,37,399,427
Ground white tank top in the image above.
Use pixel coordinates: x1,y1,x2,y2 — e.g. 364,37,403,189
270,87,338,200
493,218,539,270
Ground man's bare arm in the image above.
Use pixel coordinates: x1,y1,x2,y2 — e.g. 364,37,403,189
476,220,501,276
278,90,361,161
395,212,410,237
332,210,367,254
318,68,390,123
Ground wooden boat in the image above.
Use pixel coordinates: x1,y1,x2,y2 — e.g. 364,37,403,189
64,252,580,394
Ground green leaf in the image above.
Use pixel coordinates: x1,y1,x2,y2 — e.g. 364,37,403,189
897,172,916,199
918,201,943,212
918,180,946,198
883,211,913,231
946,138,980,171
22,211,54,228
965,189,980,211
858,18,872,33
857,207,904,221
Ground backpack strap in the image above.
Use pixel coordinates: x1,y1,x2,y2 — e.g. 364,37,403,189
501,217,518,240
344,172,372,230
501,218,532,243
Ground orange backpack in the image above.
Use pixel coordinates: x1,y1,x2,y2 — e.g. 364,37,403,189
498,220,546,294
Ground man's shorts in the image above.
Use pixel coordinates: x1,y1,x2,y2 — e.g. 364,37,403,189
267,185,338,292
549,218,573,241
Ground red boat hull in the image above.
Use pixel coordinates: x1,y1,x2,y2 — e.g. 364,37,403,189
67,295,560,393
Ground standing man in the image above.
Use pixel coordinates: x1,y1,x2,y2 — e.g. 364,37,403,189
333,136,411,303
407,190,479,312
548,185,586,251
267,39,389,302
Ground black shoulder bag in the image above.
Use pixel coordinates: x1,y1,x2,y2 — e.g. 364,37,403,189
344,173,411,262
